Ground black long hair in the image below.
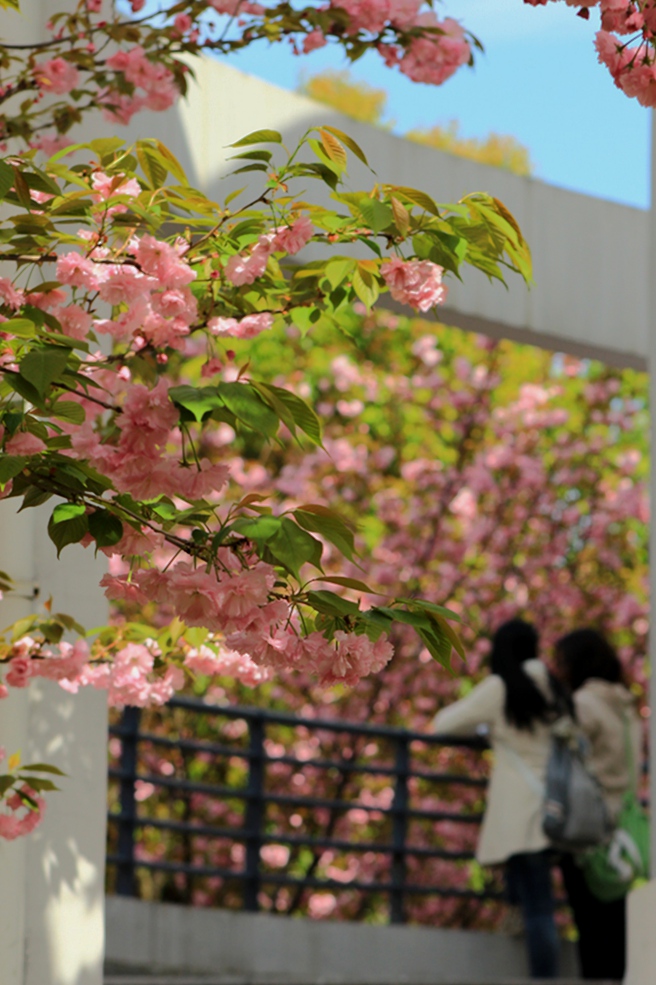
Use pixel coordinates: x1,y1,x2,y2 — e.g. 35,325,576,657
556,628,624,693
490,618,553,730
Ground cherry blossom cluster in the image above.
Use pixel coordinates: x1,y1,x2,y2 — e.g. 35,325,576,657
0,0,528,840
0,620,394,706
380,257,448,311
1,0,476,157
0,748,47,841
525,0,656,105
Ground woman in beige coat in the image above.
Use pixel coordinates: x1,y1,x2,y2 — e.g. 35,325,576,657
556,628,642,982
432,619,561,979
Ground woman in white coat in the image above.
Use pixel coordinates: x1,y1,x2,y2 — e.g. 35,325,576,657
432,619,561,979
555,628,642,982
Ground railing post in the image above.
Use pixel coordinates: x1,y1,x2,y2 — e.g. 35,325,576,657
116,706,141,897
389,732,410,924
243,714,265,911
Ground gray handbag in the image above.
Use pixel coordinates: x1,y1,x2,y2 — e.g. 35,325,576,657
502,717,610,852
541,718,611,851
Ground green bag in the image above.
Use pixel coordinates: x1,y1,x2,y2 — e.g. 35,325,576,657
581,714,649,902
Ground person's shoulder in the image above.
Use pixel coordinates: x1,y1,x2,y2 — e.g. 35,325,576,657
476,673,505,703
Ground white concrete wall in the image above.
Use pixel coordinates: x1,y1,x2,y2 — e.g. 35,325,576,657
105,896,579,984
1,7,110,982
0,504,109,985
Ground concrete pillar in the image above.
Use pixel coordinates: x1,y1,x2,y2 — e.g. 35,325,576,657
1,5,110,982
0,503,108,985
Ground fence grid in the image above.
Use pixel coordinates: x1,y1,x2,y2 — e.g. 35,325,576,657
107,696,496,923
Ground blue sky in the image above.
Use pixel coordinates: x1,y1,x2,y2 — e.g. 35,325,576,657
221,1,651,209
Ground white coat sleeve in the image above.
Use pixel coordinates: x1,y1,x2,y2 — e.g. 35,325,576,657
431,675,504,736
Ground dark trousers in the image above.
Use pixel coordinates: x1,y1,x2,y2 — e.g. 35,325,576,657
506,850,560,979
560,853,626,981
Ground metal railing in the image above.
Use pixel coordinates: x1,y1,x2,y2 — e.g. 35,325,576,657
107,697,495,925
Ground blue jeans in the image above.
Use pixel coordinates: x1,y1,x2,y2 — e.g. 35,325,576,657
506,851,559,979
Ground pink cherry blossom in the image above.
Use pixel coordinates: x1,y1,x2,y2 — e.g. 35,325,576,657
99,90,145,125
53,304,93,341
132,235,195,288
5,656,33,688
272,215,314,255
208,312,274,338
380,257,447,311
33,58,80,95
56,253,106,291
29,133,73,158
0,277,25,310
399,17,471,86
303,30,327,53
91,171,141,211
5,432,47,455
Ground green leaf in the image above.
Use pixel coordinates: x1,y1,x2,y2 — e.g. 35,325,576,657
152,141,188,184
47,502,88,557
217,382,279,438
227,150,272,163
358,198,392,234
88,509,123,549
230,130,282,147
390,197,410,237
137,146,167,189
427,613,466,661
392,186,440,216
324,257,355,290
267,517,323,580
230,163,268,176
417,625,454,671
375,606,431,629
11,167,32,209
318,129,348,171
51,401,85,425
315,575,377,593
19,487,52,510
0,455,27,485
231,514,282,544
169,384,221,423
290,306,315,336
87,137,126,160
17,777,59,792
255,383,323,446
294,505,356,561
7,372,42,407
307,139,342,178
1,318,36,338
19,763,66,776
321,126,369,166
396,598,462,624
18,790,39,811
305,589,360,617
19,347,70,398
0,775,15,796
0,161,13,202
352,264,379,310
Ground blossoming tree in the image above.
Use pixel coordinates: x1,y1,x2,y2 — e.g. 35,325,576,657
0,0,536,838
118,313,648,925
1,0,651,845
